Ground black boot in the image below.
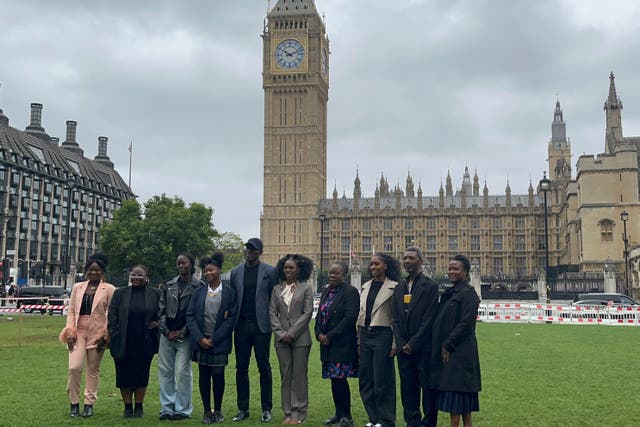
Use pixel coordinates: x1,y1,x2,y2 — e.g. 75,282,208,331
123,403,133,418
70,403,80,418
82,404,94,418
134,403,144,418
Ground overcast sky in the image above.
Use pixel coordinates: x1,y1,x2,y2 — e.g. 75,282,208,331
1,0,639,241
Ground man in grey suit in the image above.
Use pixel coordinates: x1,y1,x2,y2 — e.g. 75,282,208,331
230,238,277,423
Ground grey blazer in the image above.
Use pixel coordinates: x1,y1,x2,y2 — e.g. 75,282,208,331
269,280,314,348
357,278,398,328
230,261,276,334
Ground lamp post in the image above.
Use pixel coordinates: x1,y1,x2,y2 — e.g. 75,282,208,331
318,211,326,293
63,178,76,292
621,210,629,295
539,172,551,303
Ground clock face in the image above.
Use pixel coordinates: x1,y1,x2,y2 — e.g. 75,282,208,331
321,47,328,75
275,39,305,69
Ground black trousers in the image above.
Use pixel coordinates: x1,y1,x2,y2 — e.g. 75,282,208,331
331,378,351,419
397,351,438,427
198,365,225,412
234,320,273,411
358,327,395,427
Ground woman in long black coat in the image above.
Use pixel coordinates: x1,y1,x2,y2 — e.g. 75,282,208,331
314,261,359,427
431,254,481,427
108,265,161,418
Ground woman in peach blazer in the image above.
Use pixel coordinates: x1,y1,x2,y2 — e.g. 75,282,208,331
59,253,115,418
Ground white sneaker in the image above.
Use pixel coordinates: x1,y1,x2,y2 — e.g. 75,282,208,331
374,424,382,427
364,423,374,427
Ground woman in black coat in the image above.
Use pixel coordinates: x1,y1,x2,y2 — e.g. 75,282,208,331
431,254,481,427
186,253,237,424
108,265,161,418
314,261,359,427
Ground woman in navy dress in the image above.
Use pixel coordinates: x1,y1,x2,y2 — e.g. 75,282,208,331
315,261,359,427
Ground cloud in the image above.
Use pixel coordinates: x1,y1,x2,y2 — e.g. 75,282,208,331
1,0,639,241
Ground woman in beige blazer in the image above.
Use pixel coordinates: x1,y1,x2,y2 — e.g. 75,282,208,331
357,253,401,427
59,252,115,418
269,254,314,425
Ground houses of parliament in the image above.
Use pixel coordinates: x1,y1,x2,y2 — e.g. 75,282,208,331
260,1,638,290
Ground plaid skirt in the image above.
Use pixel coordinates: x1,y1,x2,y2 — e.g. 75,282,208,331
192,349,229,367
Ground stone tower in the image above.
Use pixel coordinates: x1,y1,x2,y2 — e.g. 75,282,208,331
548,97,572,184
260,0,329,264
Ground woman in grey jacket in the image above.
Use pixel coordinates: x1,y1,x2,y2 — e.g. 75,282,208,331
269,254,314,425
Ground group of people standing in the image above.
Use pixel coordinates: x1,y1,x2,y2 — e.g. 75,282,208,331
59,239,481,427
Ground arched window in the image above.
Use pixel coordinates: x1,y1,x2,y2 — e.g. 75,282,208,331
598,219,614,242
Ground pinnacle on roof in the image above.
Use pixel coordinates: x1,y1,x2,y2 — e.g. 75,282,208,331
604,71,623,110
553,98,564,123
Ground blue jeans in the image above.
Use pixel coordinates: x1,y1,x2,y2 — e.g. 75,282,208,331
158,335,193,417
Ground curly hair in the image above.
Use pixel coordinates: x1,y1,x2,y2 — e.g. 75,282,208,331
275,254,314,282
371,252,401,282
199,252,225,270
84,252,108,273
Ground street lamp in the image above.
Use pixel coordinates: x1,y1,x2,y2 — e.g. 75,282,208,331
63,178,77,292
318,211,326,293
621,210,629,295
539,172,551,303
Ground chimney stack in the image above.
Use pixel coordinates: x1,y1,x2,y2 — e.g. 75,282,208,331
50,137,59,146
25,102,50,141
94,136,114,168
61,120,84,155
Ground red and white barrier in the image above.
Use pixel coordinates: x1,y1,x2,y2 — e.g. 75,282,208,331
0,304,67,314
478,302,640,326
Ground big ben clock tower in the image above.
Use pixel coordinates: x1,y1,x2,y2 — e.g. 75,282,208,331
260,0,329,264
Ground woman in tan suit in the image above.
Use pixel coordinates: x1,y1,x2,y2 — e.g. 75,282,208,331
59,252,115,418
269,254,314,425
357,252,401,427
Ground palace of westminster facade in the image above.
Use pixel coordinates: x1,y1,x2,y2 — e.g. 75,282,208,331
260,0,639,290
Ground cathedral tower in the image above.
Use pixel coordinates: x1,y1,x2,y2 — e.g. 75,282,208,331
260,0,329,264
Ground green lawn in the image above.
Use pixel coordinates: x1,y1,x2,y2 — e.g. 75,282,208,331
0,315,639,426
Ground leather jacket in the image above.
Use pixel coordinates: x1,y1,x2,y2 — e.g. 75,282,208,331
158,275,202,338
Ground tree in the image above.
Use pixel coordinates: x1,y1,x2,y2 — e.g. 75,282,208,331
99,195,217,286
212,231,245,271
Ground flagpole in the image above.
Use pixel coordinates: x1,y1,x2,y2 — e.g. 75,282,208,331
128,141,132,189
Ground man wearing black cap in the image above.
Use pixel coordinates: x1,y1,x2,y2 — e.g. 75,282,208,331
230,238,277,422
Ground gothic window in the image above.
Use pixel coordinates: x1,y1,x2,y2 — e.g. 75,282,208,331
383,218,393,230
538,235,546,251
424,235,434,251
384,236,393,251
405,236,414,248
493,257,503,276
493,217,502,229
342,219,351,231
426,218,436,229
362,236,372,253
448,218,457,229
361,219,371,231
322,236,329,252
448,235,458,251
599,219,614,242
470,235,480,251
515,235,526,251
405,218,414,230
493,235,503,251
516,257,527,275
470,217,480,229
341,237,350,253
515,216,525,229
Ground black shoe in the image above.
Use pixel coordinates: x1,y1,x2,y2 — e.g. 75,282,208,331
213,410,225,423
82,404,93,418
69,403,80,418
261,410,272,422
324,415,340,425
123,406,134,418
338,417,353,427
133,405,143,418
234,410,250,421
173,413,188,421
159,412,173,421
203,411,213,424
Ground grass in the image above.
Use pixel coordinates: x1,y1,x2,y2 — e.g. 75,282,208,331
1,315,639,426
